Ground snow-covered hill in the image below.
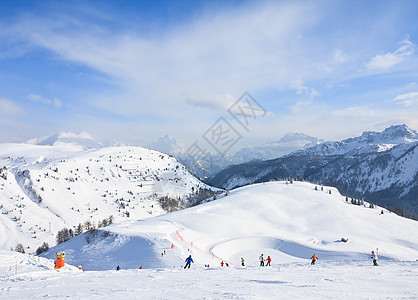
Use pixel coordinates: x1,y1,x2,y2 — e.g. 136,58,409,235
41,181,418,272
208,125,418,217
0,143,217,253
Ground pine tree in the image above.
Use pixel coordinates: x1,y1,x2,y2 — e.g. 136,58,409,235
75,223,83,235
56,228,71,244
36,242,49,255
15,243,25,253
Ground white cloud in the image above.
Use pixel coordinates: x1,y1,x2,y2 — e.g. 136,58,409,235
27,94,62,108
393,92,418,106
365,39,415,71
289,79,319,98
0,98,23,115
12,2,323,116
333,49,347,64
333,105,377,118
290,99,313,113
185,94,237,110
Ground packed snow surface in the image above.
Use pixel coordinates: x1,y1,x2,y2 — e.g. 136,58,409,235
1,252,417,299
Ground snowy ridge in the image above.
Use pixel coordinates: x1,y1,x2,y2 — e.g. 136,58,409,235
297,124,418,156
0,143,217,252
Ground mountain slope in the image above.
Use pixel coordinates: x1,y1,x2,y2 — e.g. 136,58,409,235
0,143,217,252
41,181,418,271
207,125,418,217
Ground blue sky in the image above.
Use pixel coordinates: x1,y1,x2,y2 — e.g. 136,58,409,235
0,0,417,151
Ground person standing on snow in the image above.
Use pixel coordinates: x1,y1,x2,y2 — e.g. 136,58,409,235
266,256,272,266
184,255,194,269
220,261,224,267
241,257,245,266
371,250,378,266
310,253,318,265
259,254,265,266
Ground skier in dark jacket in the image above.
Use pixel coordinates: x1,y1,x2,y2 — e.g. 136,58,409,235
184,255,194,269
371,250,378,266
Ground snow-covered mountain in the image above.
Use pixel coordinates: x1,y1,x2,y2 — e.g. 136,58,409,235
207,125,418,218
0,143,217,253
27,132,103,149
299,124,418,156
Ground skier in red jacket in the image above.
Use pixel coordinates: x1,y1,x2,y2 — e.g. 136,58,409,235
266,256,272,266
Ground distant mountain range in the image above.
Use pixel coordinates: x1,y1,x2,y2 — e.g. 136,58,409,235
207,125,418,218
150,133,324,178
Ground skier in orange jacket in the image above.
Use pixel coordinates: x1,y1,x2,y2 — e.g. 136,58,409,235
311,254,318,265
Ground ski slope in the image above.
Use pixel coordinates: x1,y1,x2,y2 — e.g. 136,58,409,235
41,181,418,271
1,251,417,299
1,181,418,299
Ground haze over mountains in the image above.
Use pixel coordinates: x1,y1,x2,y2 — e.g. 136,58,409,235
151,132,324,178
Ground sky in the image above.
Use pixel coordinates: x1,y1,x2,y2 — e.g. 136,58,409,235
0,0,418,153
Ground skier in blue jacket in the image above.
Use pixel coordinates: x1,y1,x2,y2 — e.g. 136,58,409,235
184,255,194,269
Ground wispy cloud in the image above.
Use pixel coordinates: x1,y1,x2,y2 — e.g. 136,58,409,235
333,105,377,118
27,94,62,108
393,92,418,106
10,2,322,116
289,79,319,98
365,39,415,71
0,98,23,115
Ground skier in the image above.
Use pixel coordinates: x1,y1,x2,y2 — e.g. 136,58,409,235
259,254,264,266
220,261,224,267
241,257,245,266
311,253,318,265
266,255,272,266
371,250,378,266
184,255,194,269
116,265,121,271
